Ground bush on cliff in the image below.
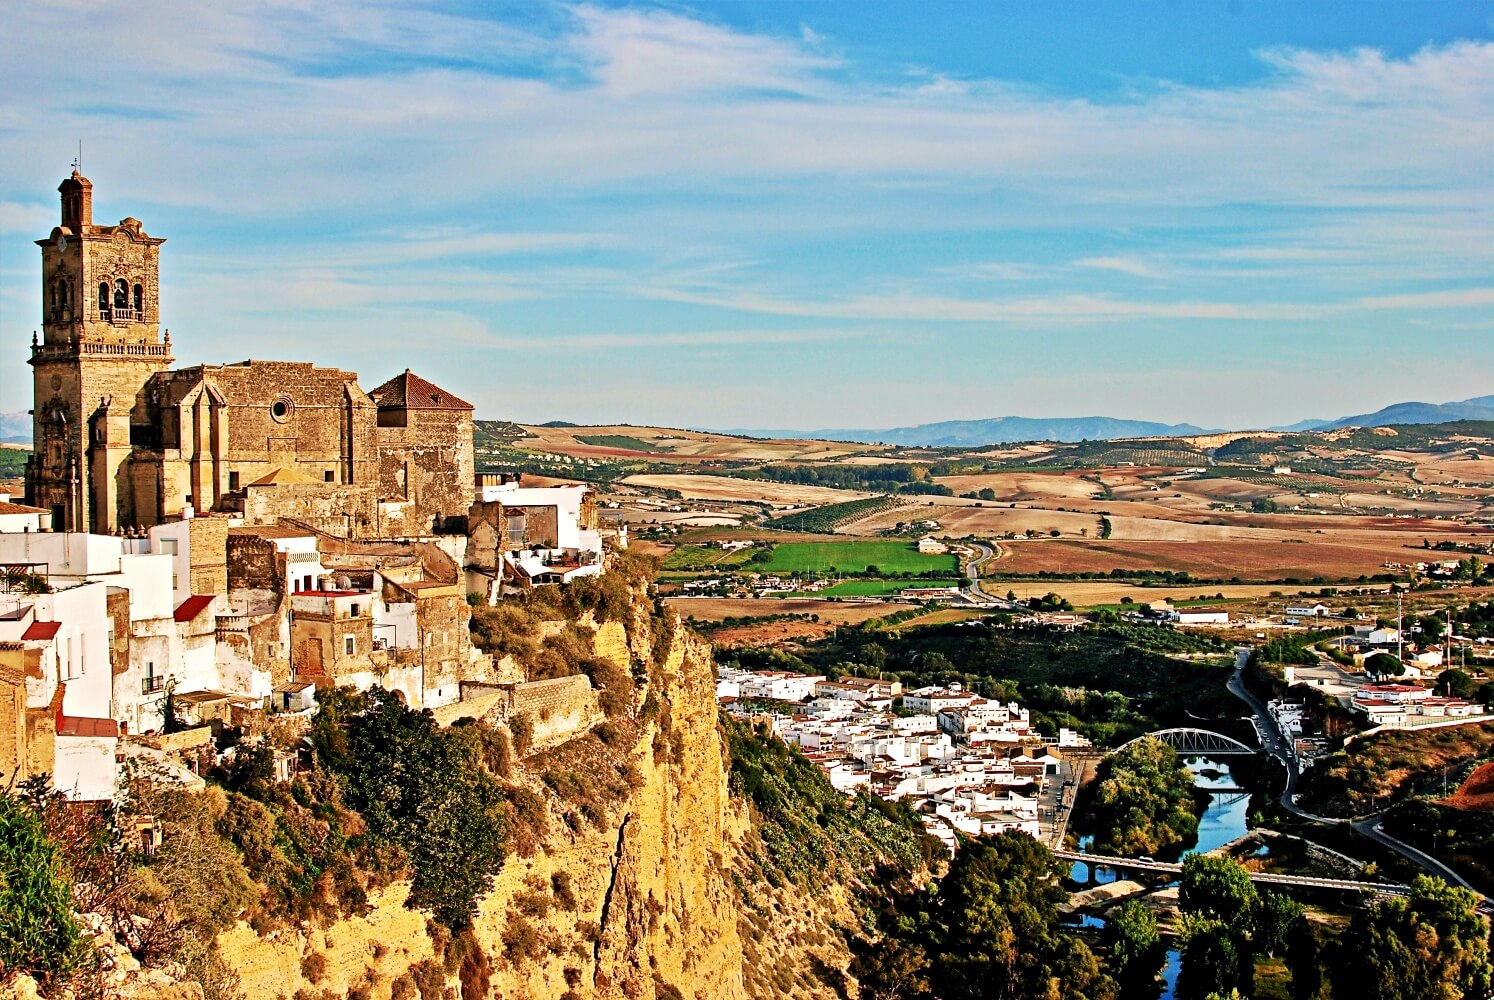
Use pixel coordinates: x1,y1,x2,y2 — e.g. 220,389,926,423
312,688,508,929
0,786,87,989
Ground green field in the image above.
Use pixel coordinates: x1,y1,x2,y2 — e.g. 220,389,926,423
662,545,761,571
764,540,957,576
818,578,961,597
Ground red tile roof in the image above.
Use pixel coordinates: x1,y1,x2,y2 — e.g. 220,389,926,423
174,595,215,622
21,620,60,641
0,501,49,514
369,369,473,411
57,716,120,738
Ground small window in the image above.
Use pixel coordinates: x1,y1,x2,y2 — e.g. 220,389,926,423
350,603,360,617
344,636,355,656
59,280,69,307
133,284,143,313
50,281,59,309
114,279,129,310
98,282,110,312
270,397,293,423
228,471,239,491
324,470,335,483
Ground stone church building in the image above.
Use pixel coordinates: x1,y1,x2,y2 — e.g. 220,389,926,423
27,172,474,537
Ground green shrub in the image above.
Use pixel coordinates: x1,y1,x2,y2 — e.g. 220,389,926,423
0,789,87,988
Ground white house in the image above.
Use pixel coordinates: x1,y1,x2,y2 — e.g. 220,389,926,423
0,494,49,534
902,685,978,714
1176,608,1230,626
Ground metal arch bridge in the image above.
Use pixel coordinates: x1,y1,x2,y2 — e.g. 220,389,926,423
1118,728,1257,756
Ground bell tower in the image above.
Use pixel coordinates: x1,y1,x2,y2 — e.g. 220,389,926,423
27,172,173,533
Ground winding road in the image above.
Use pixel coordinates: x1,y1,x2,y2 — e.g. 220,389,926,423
1225,647,1484,899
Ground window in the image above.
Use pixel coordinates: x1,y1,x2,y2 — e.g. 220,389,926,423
59,280,69,308
98,282,109,313
50,281,58,310
228,471,239,491
350,603,360,617
324,470,335,483
344,635,355,656
114,279,129,310
159,538,177,556
133,284,143,313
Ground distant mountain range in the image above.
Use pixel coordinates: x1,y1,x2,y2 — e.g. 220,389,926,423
1299,395,1494,432
730,416,1214,448
724,393,1494,447
0,412,30,444
6,393,1493,450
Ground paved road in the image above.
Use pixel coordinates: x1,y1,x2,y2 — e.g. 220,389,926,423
1056,850,1410,896
962,541,1021,608
1224,646,1485,899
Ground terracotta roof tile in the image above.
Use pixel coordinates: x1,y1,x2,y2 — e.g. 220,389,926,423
21,621,60,641
174,595,215,622
370,369,473,411
58,716,119,738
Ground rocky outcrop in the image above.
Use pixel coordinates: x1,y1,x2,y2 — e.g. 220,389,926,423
214,599,758,1000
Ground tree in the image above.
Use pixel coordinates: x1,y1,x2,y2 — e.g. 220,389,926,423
1284,914,1324,1000
1105,899,1165,997
1435,668,1475,699
930,832,1116,1000
0,787,87,988
1250,890,1304,958
1366,652,1405,678
1175,916,1252,1000
1327,875,1492,1000
316,688,507,929
1179,855,1256,923
1418,614,1446,642
1085,739,1200,856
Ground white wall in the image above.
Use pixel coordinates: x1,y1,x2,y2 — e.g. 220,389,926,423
53,735,119,801
148,521,194,605
33,582,112,720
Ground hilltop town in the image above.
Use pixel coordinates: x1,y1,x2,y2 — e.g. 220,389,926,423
5,174,620,803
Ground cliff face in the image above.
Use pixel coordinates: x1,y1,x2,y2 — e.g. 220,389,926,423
216,607,762,1000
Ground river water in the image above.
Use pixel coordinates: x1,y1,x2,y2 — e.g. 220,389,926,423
1067,756,1253,1000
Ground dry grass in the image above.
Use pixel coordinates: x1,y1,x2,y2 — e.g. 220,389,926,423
665,597,910,624
992,580,1326,607
932,471,1103,501
520,424,870,463
1442,761,1494,812
995,538,1419,580
622,474,872,504
839,503,1100,537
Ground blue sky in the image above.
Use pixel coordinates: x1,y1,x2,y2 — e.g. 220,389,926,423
1,0,1491,430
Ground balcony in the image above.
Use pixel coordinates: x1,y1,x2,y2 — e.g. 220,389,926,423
107,307,139,325
141,675,165,695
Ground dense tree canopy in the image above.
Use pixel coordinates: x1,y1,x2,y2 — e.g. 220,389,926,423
1327,876,1492,1000
930,832,1117,1000
1084,738,1201,856
313,688,507,928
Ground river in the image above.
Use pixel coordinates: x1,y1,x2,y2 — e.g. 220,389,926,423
1066,756,1254,999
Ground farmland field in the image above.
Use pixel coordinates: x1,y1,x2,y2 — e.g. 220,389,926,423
992,538,1418,581
661,545,761,571
621,473,871,504
763,540,958,576
992,580,1337,607
820,578,962,596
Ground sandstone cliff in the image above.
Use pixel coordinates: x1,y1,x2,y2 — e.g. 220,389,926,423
214,604,784,1000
